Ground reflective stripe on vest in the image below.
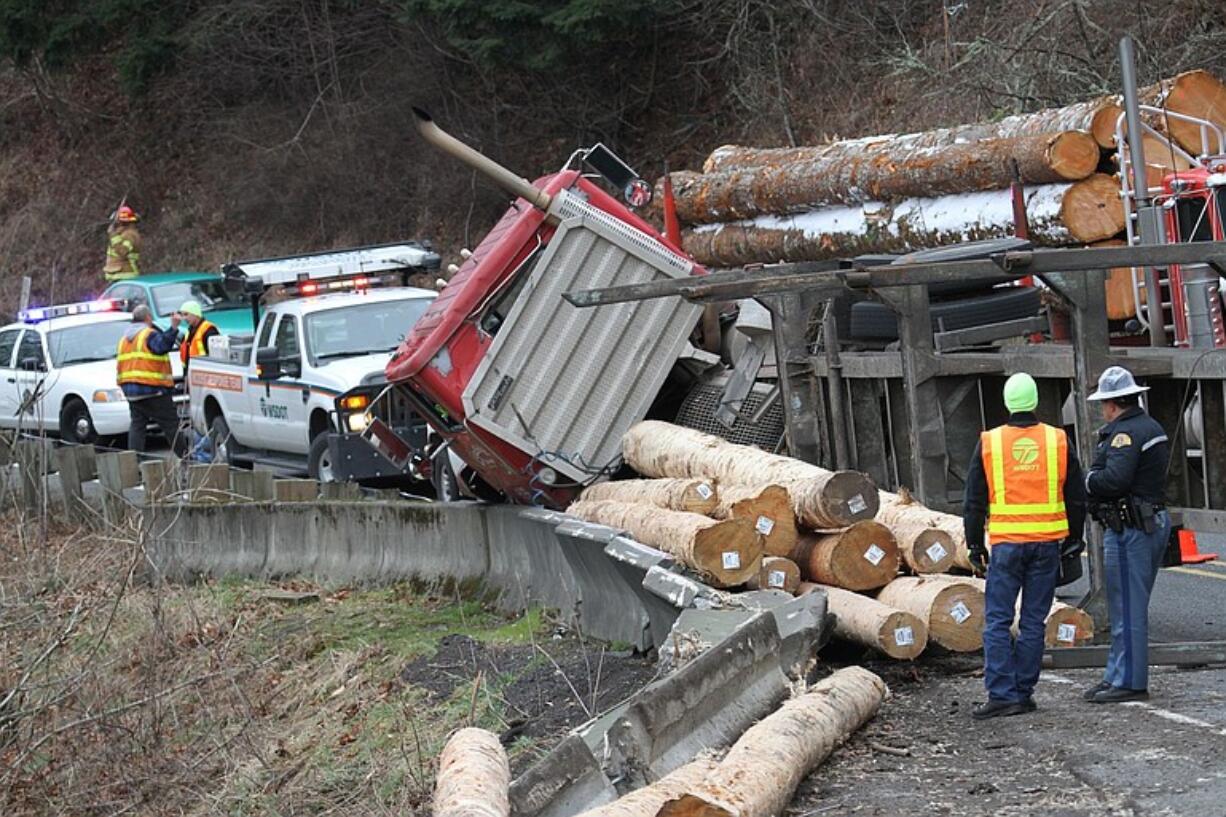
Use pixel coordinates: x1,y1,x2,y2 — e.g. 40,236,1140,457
107,233,140,275
116,327,173,388
180,320,217,365
982,422,1070,543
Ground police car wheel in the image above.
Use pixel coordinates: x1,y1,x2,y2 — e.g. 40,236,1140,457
308,434,335,482
60,398,97,445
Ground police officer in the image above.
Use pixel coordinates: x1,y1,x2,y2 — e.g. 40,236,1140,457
963,373,1086,719
1084,366,1171,704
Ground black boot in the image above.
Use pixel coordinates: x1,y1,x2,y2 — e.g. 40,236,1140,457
1090,687,1149,704
1082,681,1111,702
973,700,1026,720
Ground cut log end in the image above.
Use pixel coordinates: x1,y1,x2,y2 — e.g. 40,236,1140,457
691,518,764,586
1061,173,1126,243
799,520,900,591
658,794,732,817
878,610,928,660
745,555,802,593
925,581,986,652
1048,130,1104,181
1046,603,1095,647
1091,102,1124,148
904,529,958,574
817,471,881,527
718,484,799,557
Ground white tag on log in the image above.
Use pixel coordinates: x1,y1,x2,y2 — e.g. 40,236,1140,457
864,544,886,565
847,494,868,514
950,601,972,624
696,482,713,500
721,551,741,570
925,542,948,563
893,626,915,647
1057,623,1078,644
768,570,787,588
755,515,776,535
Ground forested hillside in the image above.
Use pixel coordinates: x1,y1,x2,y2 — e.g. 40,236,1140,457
1,0,1224,308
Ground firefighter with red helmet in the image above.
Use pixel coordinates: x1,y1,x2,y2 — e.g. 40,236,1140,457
103,205,143,282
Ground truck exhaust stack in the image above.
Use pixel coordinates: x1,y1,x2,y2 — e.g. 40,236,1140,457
412,107,552,211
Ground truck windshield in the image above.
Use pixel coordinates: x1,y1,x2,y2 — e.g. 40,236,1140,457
306,298,432,360
47,322,130,367
151,280,246,317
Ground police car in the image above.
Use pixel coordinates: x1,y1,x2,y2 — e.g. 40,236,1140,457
0,299,137,443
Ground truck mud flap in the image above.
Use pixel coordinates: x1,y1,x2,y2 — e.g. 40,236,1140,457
485,506,582,618
553,518,654,651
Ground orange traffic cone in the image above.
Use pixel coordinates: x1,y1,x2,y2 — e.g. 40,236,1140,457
1179,529,1217,564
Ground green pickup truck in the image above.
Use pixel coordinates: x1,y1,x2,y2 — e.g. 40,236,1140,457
101,271,255,335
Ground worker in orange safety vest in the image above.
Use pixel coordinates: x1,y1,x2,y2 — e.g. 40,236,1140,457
962,373,1087,720
117,304,185,455
177,300,219,373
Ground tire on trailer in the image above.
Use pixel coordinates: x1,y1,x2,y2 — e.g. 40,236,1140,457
307,433,335,482
59,397,97,445
849,285,1044,342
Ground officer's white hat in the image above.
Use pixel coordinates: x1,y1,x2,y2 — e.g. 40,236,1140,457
1088,365,1149,401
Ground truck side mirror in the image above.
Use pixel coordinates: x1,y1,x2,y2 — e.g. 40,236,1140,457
255,346,283,381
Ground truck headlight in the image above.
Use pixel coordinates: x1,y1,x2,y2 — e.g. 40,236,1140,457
537,466,558,486
92,389,126,403
347,413,370,433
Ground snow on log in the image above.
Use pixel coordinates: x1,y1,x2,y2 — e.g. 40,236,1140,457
580,477,719,515
876,576,985,652
798,582,927,659
656,666,887,817
873,490,957,574
567,499,762,587
575,758,721,817
789,522,899,591
877,490,972,571
952,576,1094,647
621,420,878,529
745,556,802,593
681,175,1124,267
672,131,1099,223
434,728,510,817
712,484,798,557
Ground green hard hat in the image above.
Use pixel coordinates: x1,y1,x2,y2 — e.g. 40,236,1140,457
179,300,203,318
1003,373,1039,413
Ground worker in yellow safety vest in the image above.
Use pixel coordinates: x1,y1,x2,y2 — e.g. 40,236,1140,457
962,373,1087,720
103,205,142,281
177,300,220,373
117,304,185,455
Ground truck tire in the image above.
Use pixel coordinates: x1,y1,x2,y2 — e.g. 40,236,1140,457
60,397,97,445
431,450,462,502
210,414,238,466
849,286,1043,341
308,433,335,482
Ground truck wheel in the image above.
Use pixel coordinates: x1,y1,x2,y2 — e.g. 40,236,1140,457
210,414,237,466
308,434,335,482
60,398,97,445
431,451,461,501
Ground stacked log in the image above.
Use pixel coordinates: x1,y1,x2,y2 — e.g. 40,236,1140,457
567,499,763,588
876,576,985,652
799,582,928,660
745,556,802,593
873,490,957,574
955,576,1094,647
581,477,719,515
712,484,798,557
788,522,899,591
877,490,973,572
434,728,510,817
622,420,878,529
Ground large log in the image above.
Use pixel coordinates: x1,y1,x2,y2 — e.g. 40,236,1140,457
1094,70,1226,155
712,484,798,557
876,576,985,652
873,492,957,574
789,521,899,591
622,420,878,529
877,490,972,571
745,556,802,593
954,576,1094,647
657,666,886,817
682,175,1124,267
575,758,720,817
673,131,1099,223
581,477,719,515
798,582,927,660
567,499,762,587
434,728,510,817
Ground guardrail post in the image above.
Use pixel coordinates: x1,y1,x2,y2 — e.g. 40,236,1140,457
97,451,141,524
275,479,318,502
17,438,53,510
55,445,94,518
141,459,176,504
230,469,275,501
320,481,361,501
187,463,231,504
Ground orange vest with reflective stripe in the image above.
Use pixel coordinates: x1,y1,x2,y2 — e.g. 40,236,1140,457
116,327,174,388
180,320,218,366
981,423,1070,544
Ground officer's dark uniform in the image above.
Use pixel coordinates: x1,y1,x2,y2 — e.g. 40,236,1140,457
1086,404,1171,693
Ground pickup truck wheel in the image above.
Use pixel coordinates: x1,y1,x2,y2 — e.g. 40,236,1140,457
308,434,335,482
210,414,236,466
60,398,97,445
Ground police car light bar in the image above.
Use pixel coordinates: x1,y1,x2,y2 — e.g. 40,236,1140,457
19,298,126,323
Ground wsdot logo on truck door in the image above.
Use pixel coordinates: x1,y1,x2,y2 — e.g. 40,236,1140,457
259,398,289,420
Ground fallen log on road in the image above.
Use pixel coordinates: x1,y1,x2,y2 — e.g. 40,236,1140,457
799,582,927,659
876,576,985,652
575,757,720,817
712,484,798,557
580,477,719,515
656,665,887,817
567,499,762,587
789,522,899,591
434,728,510,817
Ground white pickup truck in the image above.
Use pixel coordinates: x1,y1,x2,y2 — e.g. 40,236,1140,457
187,244,440,478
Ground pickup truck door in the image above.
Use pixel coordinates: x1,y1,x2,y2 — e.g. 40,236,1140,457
0,329,22,427
14,330,49,431
254,313,310,453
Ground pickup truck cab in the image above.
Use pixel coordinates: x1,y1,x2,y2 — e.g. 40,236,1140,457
0,299,135,443
187,243,440,478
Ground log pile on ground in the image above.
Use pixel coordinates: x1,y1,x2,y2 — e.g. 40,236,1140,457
580,477,719,515
955,576,1095,647
434,728,510,817
661,70,1226,269
712,484,798,557
877,576,986,652
873,489,958,574
788,523,899,591
799,582,928,660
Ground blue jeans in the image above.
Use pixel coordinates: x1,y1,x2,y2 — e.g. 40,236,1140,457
1103,511,1171,691
983,541,1061,703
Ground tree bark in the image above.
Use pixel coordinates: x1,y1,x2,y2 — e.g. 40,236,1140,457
656,666,887,817
434,728,510,817
681,175,1124,267
567,499,762,587
574,758,720,817
745,556,802,593
712,484,798,557
876,576,985,652
674,131,1099,224
873,492,957,574
581,477,719,515
798,582,927,659
878,490,973,571
622,420,879,529
789,521,899,591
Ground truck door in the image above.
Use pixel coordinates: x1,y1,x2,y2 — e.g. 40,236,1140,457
0,328,22,427
255,313,309,452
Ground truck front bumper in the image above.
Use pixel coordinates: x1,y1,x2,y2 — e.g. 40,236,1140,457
328,429,429,483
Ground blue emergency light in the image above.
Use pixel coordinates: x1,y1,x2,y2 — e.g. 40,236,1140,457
18,299,124,323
